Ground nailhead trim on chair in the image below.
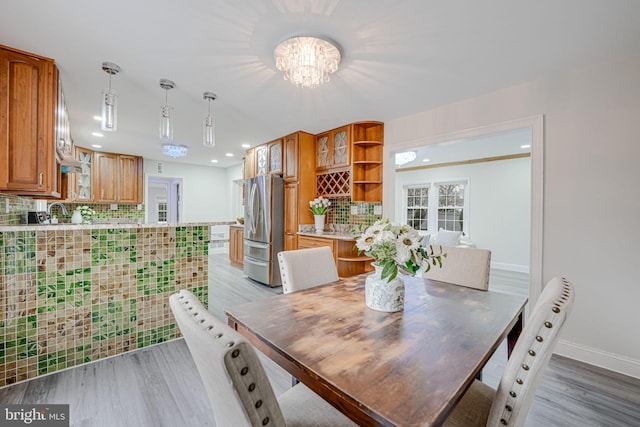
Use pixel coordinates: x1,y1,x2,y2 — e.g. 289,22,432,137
495,277,574,426
171,290,285,426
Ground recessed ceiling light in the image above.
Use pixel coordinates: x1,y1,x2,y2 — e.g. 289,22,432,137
520,144,531,149
92,132,104,137
225,153,234,157
210,159,219,163
241,144,251,148
91,144,102,148
423,158,431,162
93,115,102,121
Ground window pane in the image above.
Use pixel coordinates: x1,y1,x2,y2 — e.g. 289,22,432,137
406,185,429,231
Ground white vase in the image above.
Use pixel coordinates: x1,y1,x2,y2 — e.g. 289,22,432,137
71,209,83,224
314,214,326,233
365,263,405,312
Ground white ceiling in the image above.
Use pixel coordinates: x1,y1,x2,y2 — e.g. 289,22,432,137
2,0,639,168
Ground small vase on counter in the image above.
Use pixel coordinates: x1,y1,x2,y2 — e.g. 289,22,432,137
71,209,84,224
314,214,326,233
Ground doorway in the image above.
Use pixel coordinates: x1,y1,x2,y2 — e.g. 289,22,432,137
146,176,183,223
383,115,544,306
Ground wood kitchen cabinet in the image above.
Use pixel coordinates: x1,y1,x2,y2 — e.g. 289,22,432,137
229,225,244,268
94,151,143,204
0,45,61,197
244,147,256,179
282,132,315,250
315,125,350,171
297,234,373,277
73,146,94,201
268,138,283,174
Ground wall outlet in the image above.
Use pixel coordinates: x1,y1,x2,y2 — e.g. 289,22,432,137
374,205,383,215
137,204,142,210
110,204,118,211
350,205,358,215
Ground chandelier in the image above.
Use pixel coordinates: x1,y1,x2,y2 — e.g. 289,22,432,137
162,144,188,158
274,36,341,88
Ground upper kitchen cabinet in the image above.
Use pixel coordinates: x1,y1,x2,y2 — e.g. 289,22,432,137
0,45,61,197
351,121,384,202
72,146,94,201
94,151,143,204
315,125,350,171
244,147,256,179
268,138,283,174
255,145,268,175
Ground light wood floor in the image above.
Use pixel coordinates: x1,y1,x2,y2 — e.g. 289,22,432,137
1,252,639,426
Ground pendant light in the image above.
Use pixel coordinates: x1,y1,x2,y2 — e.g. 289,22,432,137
159,79,175,142
100,62,120,132
203,92,217,147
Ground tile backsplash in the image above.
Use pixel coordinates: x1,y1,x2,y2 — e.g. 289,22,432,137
0,194,145,225
326,198,382,227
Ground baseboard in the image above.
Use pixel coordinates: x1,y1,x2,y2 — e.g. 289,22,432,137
490,262,529,274
555,339,640,379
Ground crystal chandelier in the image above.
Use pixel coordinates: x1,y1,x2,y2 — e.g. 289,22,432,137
274,36,341,88
162,144,188,158
100,62,120,132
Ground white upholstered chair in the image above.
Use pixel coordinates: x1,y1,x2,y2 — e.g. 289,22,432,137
422,245,492,290
277,247,339,294
169,290,357,427
442,276,576,427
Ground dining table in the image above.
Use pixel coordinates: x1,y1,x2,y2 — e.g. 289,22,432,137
225,272,528,427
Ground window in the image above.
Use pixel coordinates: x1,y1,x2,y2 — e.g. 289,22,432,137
157,200,167,223
403,180,468,235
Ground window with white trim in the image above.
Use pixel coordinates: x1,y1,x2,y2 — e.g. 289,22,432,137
157,200,168,223
403,180,468,235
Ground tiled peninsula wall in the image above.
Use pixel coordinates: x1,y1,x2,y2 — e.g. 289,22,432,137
0,223,210,387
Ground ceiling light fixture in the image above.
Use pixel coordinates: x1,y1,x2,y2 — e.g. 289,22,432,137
91,132,104,137
162,144,188,158
395,151,417,166
203,92,217,147
274,36,341,88
100,62,120,132
159,79,175,142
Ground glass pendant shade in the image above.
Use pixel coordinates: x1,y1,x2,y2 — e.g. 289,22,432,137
160,105,173,142
159,79,175,142
100,62,120,132
101,89,118,131
202,91,216,147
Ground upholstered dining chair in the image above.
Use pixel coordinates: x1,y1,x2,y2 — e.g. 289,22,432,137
422,245,492,290
442,276,576,427
277,247,339,294
169,290,357,427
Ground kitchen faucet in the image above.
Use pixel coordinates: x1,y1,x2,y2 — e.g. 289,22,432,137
47,202,68,217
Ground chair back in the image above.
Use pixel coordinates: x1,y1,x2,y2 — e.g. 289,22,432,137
169,290,286,427
487,277,575,426
277,247,339,294
422,246,491,290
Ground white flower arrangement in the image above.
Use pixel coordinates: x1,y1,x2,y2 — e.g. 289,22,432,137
78,205,96,221
309,196,331,215
355,218,446,282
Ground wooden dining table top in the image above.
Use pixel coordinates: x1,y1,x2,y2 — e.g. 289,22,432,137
225,273,528,427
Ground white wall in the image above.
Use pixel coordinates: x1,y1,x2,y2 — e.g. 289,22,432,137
395,157,530,268
226,164,244,219
144,160,230,223
384,53,640,378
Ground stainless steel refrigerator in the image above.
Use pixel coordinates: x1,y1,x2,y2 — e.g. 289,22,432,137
243,174,284,287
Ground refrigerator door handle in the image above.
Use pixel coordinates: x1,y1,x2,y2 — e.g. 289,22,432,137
249,181,258,235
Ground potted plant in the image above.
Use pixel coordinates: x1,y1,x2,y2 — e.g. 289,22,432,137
309,196,331,233
355,218,446,312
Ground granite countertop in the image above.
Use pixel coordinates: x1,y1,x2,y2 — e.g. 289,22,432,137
297,231,360,241
0,221,236,232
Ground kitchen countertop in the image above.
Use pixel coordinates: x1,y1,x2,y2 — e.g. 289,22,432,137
0,221,236,232
297,231,360,241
